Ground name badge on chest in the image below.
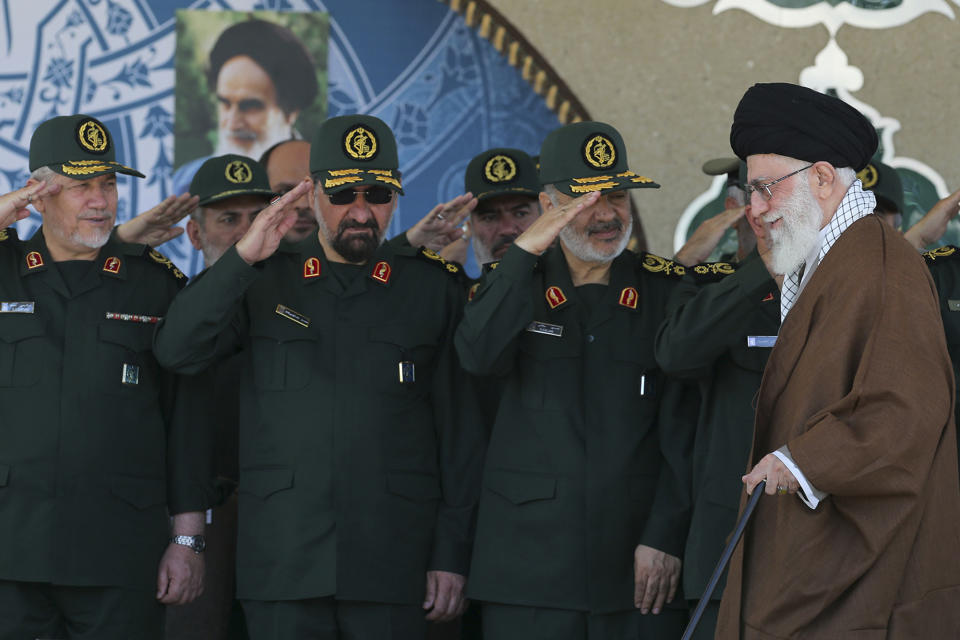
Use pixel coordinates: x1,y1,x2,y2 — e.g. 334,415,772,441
121,364,140,386
0,301,34,313
747,335,777,348
526,321,563,338
275,304,310,328
398,361,415,384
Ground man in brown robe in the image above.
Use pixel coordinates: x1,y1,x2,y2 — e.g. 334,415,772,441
715,82,960,639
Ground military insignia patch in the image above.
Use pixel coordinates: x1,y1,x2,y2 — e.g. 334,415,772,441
545,286,567,309
583,134,616,169
148,249,186,280
224,160,253,184
484,155,517,183
371,260,391,284
641,254,685,277
762,292,775,302
106,312,161,324
344,125,378,161
303,257,322,279
856,164,879,189
77,119,109,154
618,287,638,309
467,282,480,301
25,251,44,269
102,257,121,274
923,245,958,262
0,229,8,242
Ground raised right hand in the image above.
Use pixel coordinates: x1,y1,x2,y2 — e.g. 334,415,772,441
513,191,600,256
674,206,745,267
235,178,313,265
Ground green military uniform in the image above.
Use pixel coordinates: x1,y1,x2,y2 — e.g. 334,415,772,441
923,245,960,483
0,114,209,639
153,115,484,639
454,122,694,639
653,253,779,639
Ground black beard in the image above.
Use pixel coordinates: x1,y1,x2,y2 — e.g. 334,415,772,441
333,219,380,263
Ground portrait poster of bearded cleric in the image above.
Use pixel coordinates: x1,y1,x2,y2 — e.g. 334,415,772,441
172,10,328,194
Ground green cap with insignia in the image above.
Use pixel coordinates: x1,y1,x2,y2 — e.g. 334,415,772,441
310,114,403,195
858,160,904,215
29,114,145,179
538,121,659,197
190,154,276,206
464,148,540,202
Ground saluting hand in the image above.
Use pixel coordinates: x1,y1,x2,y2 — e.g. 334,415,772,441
674,206,746,267
115,193,200,246
0,181,60,229
438,219,471,265
903,186,960,250
235,178,313,265
513,191,600,256
633,544,680,615
407,192,476,251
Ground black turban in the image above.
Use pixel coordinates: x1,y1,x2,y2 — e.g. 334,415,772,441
730,83,878,172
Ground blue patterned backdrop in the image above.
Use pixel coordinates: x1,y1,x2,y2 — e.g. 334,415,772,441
1,0,561,277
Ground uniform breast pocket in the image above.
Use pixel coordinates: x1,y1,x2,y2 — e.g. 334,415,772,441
365,324,439,397
729,339,773,373
0,315,46,388
610,348,659,402
97,323,160,394
249,329,319,392
518,333,581,410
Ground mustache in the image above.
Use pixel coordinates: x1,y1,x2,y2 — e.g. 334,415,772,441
492,234,518,254
78,209,111,220
228,130,258,141
336,218,380,236
587,220,623,234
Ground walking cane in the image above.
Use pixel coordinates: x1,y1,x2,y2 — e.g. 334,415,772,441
680,480,765,640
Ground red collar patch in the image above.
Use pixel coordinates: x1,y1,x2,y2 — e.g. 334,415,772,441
303,257,321,279
103,257,121,274
371,260,391,284
619,286,638,309
545,286,567,309
25,251,44,269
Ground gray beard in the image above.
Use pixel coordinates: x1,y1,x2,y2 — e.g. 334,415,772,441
472,237,495,266
558,216,633,264
767,181,823,276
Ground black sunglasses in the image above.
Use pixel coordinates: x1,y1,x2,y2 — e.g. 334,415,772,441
327,186,394,205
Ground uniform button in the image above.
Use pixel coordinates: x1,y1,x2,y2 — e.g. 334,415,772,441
586,334,595,343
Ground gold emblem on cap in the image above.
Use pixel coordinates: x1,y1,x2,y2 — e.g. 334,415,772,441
857,164,879,189
344,126,377,161
225,160,253,184
484,155,517,183
584,135,616,169
77,120,108,153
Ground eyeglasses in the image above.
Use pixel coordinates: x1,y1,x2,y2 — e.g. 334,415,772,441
327,186,394,205
743,164,814,202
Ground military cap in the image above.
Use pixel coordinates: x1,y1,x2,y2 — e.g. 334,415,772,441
465,148,540,202
190,154,276,206
310,114,403,195
702,157,747,189
538,121,659,197
857,159,904,215
29,114,145,179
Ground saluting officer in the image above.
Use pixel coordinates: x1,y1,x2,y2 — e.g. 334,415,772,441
0,114,208,638
455,121,695,639
154,114,484,639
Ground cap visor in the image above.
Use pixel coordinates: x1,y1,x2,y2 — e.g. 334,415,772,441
551,172,660,197
475,186,541,202
197,188,277,207
55,161,145,180
317,170,404,196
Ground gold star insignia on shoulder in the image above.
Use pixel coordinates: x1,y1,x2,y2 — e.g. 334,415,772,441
640,253,685,278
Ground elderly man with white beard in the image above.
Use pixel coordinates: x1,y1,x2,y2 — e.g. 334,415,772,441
714,83,960,639
456,121,696,640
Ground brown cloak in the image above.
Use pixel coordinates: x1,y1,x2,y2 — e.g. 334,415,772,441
716,216,960,639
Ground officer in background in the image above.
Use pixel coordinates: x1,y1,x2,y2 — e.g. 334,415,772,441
0,114,208,638
154,114,484,639
260,139,318,244
167,154,276,640
456,121,694,639
654,159,779,637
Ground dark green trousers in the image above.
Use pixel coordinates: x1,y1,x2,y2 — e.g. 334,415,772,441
241,597,426,640
0,580,163,640
481,602,687,640
684,599,720,640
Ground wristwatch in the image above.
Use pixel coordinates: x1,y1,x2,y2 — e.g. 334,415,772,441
170,535,206,554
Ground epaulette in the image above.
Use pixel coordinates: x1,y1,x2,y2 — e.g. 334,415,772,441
417,247,461,276
922,245,960,264
482,260,499,274
0,227,17,243
639,252,686,278
146,248,188,285
688,260,737,284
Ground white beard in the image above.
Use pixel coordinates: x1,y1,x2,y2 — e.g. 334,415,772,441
765,179,823,276
558,216,633,264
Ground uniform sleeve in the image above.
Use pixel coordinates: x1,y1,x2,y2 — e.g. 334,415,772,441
454,243,539,376
428,277,486,576
164,372,219,514
637,373,698,556
153,246,257,374
655,256,773,379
